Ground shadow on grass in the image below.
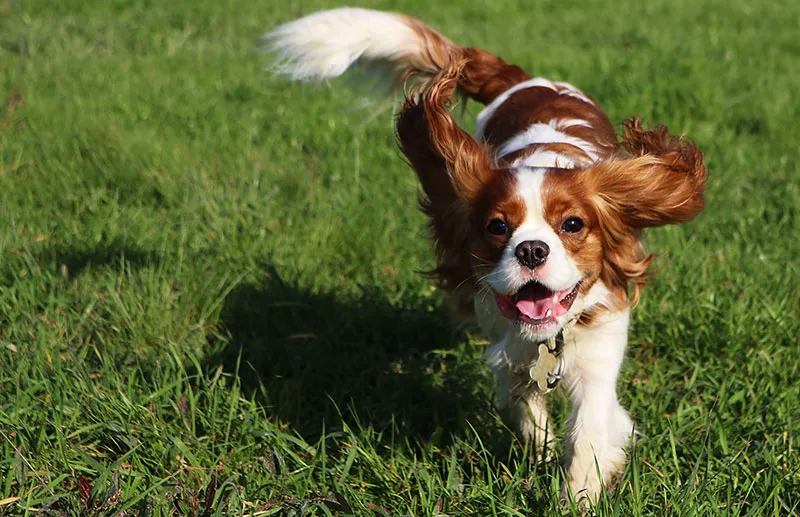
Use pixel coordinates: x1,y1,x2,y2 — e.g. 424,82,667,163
206,266,498,442
0,237,162,287
48,239,161,278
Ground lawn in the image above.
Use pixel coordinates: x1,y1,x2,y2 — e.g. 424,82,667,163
1,0,798,514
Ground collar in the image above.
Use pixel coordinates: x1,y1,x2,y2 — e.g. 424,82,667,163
506,318,577,396
527,328,566,393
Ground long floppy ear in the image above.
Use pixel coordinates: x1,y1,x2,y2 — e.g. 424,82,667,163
396,60,492,310
589,118,708,228
586,119,708,307
396,59,493,207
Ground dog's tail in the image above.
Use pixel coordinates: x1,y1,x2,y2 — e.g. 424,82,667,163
263,8,529,105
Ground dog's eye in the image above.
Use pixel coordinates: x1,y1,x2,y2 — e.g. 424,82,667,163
561,217,585,233
486,219,510,236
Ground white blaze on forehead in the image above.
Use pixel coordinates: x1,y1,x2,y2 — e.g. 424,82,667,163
512,168,563,251
514,167,549,230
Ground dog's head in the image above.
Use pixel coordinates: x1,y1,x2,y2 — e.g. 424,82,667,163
397,68,707,341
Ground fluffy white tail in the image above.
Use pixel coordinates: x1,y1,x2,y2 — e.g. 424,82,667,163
264,8,531,105
263,8,457,86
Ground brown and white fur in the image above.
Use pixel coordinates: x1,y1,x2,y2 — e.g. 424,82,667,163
265,8,707,503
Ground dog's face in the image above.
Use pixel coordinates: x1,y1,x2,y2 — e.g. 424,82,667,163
397,76,707,339
470,167,603,340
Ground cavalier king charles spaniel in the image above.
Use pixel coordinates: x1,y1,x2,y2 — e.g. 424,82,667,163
265,8,707,503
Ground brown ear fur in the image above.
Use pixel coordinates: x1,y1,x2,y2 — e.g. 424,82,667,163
588,118,708,306
396,59,493,311
606,118,708,228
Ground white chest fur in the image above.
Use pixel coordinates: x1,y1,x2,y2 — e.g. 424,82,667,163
478,283,635,502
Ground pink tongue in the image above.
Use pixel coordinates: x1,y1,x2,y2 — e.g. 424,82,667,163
514,282,567,320
495,283,571,321
515,297,558,319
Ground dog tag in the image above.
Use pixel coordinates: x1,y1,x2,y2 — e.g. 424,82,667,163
529,343,560,392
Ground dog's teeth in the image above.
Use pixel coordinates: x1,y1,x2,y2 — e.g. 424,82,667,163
545,308,552,318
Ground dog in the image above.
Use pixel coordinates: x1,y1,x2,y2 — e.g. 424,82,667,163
264,8,707,503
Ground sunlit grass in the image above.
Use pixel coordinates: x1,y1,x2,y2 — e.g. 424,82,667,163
1,0,798,514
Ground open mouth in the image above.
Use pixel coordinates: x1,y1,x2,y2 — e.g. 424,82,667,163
494,281,580,326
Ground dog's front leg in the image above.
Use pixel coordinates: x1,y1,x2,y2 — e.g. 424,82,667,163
560,310,635,504
509,391,554,460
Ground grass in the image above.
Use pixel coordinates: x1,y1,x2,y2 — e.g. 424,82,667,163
1,0,799,514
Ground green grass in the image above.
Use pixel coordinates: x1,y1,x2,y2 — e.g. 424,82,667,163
1,0,799,514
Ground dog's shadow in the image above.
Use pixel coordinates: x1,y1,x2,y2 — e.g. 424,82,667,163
206,266,498,441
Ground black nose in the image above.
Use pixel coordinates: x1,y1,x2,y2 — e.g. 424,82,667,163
515,240,549,268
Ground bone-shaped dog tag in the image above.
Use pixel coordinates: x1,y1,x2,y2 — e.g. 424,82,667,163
529,343,560,392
